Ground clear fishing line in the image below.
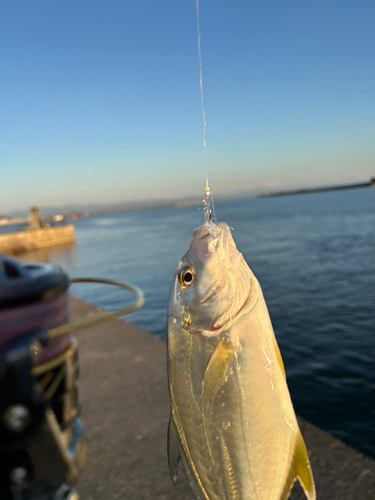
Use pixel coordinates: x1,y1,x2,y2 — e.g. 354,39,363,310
195,0,216,222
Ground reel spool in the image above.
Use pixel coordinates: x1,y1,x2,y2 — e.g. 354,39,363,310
0,255,144,500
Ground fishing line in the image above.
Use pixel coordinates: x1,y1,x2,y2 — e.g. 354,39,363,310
195,0,207,165
195,0,216,222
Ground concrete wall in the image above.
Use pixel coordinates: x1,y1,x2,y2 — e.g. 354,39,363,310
0,225,75,255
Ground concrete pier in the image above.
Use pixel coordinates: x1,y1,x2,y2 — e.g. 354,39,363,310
0,226,75,255
70,297,375,500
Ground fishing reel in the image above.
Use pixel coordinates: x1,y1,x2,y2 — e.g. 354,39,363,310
0,255,144,500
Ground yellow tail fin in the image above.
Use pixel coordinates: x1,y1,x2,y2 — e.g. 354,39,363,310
281,430,316,500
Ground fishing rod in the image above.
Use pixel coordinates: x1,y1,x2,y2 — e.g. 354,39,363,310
0,254,144,500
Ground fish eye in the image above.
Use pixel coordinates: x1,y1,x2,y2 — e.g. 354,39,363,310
179,267,194,287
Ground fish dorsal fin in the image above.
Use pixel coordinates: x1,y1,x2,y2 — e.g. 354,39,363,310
201,338,237,462
272,335,286,378
281,430,316,500
168,416,181,483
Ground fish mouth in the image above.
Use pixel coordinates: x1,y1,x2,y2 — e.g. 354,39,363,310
190,221,221,260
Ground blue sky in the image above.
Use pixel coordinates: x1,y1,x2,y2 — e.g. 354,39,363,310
1,0,374,213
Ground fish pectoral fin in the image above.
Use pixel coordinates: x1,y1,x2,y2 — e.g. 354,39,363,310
281,430,316,500
168,416,182,483
201,338,237,462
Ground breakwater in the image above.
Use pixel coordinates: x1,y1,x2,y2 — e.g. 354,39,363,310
258,177,375,197
0,225,75,255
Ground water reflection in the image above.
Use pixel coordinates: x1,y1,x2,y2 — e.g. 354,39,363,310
17,242,77,273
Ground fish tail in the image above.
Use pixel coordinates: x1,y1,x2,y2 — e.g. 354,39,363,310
281,430,316,500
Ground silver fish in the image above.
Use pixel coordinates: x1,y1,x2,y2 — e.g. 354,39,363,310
167,220,316,500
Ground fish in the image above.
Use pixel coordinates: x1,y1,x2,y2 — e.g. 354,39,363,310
167,219,316,500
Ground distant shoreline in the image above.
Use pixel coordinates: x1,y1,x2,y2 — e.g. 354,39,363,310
85,198,204,217
258,177,375,198
2,178,374,222
0,199,204,225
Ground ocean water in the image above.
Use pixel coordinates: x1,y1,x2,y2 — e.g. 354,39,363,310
5,187,375,458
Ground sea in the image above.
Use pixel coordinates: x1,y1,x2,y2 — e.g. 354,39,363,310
3,187,375,458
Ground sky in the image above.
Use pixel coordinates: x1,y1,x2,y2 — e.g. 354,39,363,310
1,0,375,213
